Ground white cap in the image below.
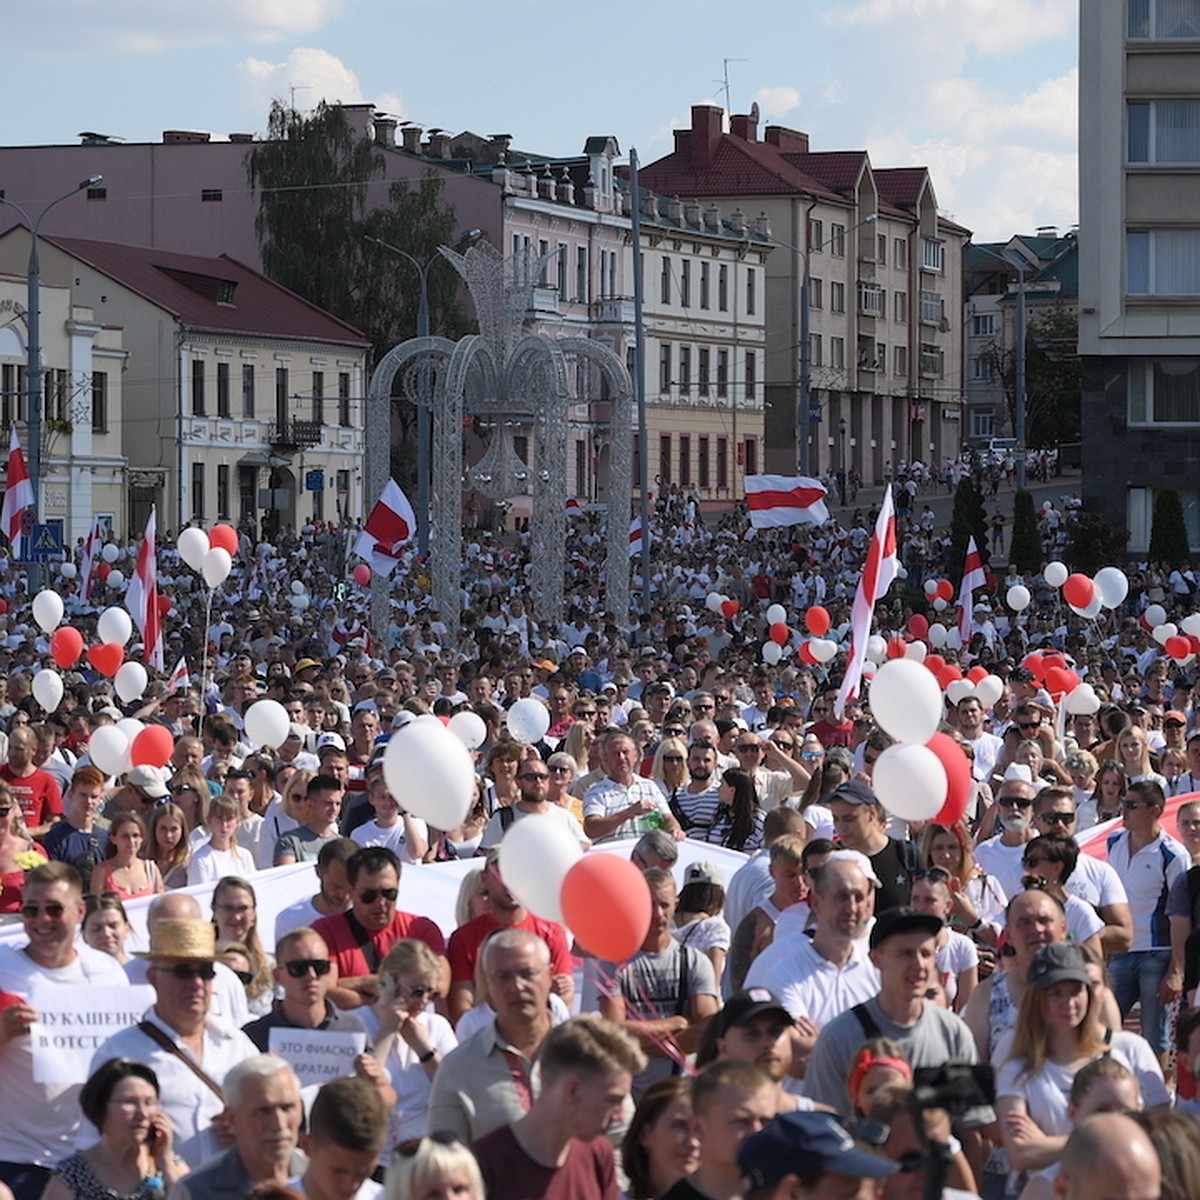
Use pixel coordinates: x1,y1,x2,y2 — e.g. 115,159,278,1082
825,849,882,887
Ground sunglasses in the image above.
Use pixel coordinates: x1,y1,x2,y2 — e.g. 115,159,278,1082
910,867,951,884
393,981,437,1000
663,728,686,738
284,958,332,978
395,1131,461,1159
159,963,217,981
20,901,66,919
1022,857,1051,869
663,755,685,763
772,740,794,750
1038,811,1075,826
692,704,714,712
230,969,253,986
1017,722,1041,731
358,887,399,904
864,754,879,766
518,773,549,782
548,765,572,774
1122,799,1156,810
997,796,1034,808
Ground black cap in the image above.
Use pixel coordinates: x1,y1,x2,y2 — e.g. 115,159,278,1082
827,780,879,808
715,989,794,1038
739,1112,896,1190
1027,943,1091,990
869,906,944,950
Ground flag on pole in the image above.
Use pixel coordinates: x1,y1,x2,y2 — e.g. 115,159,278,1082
836,485,899,716
629,515,646,559
80,519,102,601
127,508,163,669
744,474,830,529
165,656,191,693
957,536,987,643
354,480,416,577
0,427,34,546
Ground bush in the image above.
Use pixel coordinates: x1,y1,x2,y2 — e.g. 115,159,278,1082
1149,489,1190,568
949,477,989,584
1009,490,1041,574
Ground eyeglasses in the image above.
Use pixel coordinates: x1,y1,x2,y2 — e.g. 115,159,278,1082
692,703,714,712
1122,799,1156,810
663,755,684,763
663,728,686,738
997,796,1034,808
772,740,794,750
230,968,253,986
909,868,951,887
574,711,597,719
395,1131,461,1159
20,901,66,920
357,887,399,904
1038,811,1075,826
393,981,436,1000
1017,722,1041,731
548,765,572,774
284,958,332,978
159,963,217,981
519,773,549,782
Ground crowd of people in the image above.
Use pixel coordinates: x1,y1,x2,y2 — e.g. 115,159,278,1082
0,488,1196,1200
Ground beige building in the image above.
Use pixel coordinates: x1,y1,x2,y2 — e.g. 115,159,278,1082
0,269,127,544
1079,3,1200,547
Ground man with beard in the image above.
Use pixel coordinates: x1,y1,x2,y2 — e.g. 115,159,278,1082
954,696,1004,784
972,778,1038,899
676,742,724,838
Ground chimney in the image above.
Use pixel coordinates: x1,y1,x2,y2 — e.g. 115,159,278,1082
683,199,702,227
764,126,810,154
162,130,211,144
665,196,683,224
583,174,599,211
691,104,723,168
373,115,397,148
750,212,772,239
729,207,746,234
490,133,512,162
704,203,722,232
228,133,254,143
400,125,422,154
426,130,451,158
729,112,758,142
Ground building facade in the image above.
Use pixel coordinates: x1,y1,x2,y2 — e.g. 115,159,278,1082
1079,2,1200,549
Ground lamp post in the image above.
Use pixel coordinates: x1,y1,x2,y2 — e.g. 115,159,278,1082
365,229,482,556
1002,250,1030,492
838,415,848,507
0,175,102,580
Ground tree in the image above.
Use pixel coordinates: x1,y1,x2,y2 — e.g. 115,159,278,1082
1149,489,1190,567
1009,489,1041,574
1065,508,1129,574
949,477,989,584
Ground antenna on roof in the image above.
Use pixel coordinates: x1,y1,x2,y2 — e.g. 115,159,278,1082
717,58,747,114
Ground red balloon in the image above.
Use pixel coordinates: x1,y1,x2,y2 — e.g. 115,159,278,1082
87,642,124,677
1044,666,1073,697
1024,653,1046,681
560,855,651,962
1189,636,1200,656
887,636,907,659
1062,573,1095,609
130,724,173,769
927,732,974,827
156,595,172,617
805,606,830,637
925,653,947,677
937,664,963,689
967,666,988,684
798,641,818,665
50,626,84,669
208,524,239,556
936,579,954,603
352,564,371,587
1041,653,1067,672
96,562,112,581
908,614,929,640
1166,635,1191,661
769,622,789,646
0,599,8,615
720,599,740,619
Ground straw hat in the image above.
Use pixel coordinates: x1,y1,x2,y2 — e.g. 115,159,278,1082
135,918,218,962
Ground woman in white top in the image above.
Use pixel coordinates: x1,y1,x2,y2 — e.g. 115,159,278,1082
1117,726,1168,791
186,794,256,884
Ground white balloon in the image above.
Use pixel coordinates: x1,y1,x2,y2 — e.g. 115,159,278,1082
244,699,290,749
945,628,963,650
1044,562,1068,589
904,640,928,663
114,662,148,703
290,594,311,612
868,658,945,744
202,547,232,588
1144,604,1167,629
865,635,889,664
498,813,584,923
506,697,551,744
101,542,120,564
32,670,64,713
1093,567,1130,610
1069,595,1104,620
97,606,133,646
383,719,476,829
117,718,145,743
291,580,306,596
1065,682,1101,715
975,674,1004,708
928,623,948,649
923,580,939,597
810,639,838,664
862,661,878,680
932,597,949,613
762,642,783,666
88,726,131,777
107,570,125,589
1006,585,1032,612
1153,622,1178,647
706,592,724,613
59,562,77,580
32,589,64,633
872,743,947,822
1181,613,1200,639
448,711,487,750
896,566,908,581
765,604,787,626
946,679,976,706
177,527,209,571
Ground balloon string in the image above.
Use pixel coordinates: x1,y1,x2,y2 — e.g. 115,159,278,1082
593,958,693,1075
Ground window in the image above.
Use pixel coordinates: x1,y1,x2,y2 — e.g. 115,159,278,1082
1129,359,1200,423
311,371,324,424
1,364,15,426
698,436,710,488
831,337,845,369
809,278,823,309
716,437,729,489
830,224,846,257
1129,0,1200,38
744,437,758,476
201,188,223,203
575,441,587,496
971,409,997,439
1129,486,1200,551
717,350,729,397
217,465,230,520
970,356,996,382
746,351,757,398
857,282,885,316
576,246,588,302
191,463,205,521
699,348,711,396
830,282,846,313
919,343,944,378
538,240,550,286
746,268,756,315
894,238,908,270
275,367,289,425
718,265,729,311
920,290,945,323
971,313,996,337
681,260,691,308
661,256,672,304
894,345,909,376
557,245,568,296
242,364,255,418
679,347,691,393
921,237,945,273
1128,228,1200,294
1128,101,1200,163
659,434,672,484
679,435,691,486
191,359,206,416
659,343,672,392
700,262,711,309
894,292,907,323
216,362,230,418
878,234,888,265
338,372,352,427
810,335,822,368
91,371,108,433
336,469,350,500
809,218,824,250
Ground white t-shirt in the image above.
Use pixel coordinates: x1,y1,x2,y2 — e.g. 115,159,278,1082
350,817,429,864
479,803,587,850
973,836,1029,901
936,930,979,1005
186,841,257,885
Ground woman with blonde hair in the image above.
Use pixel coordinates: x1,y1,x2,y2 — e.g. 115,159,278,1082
1078,759,1127,829
545,752,584,823
211,876,274,1015
1117,725,1167,789
168,764,212,848
651,737,689,829
562,722,601,798
146,801,191,888
260,768,312,861
90,812,162,900
383,1133,483,1200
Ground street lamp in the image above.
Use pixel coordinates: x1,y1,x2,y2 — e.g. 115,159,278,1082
838,416,848,506
365,229,482,556
0,175,102,579
1000,248,1029,491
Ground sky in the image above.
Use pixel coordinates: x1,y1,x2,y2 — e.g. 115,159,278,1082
3,0,1078,244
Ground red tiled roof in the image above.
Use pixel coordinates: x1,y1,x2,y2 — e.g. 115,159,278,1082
874,167,930,212
787,151,868,194
41,236,369,347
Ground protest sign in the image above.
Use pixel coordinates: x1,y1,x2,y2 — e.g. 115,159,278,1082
268,1027,367,1088
29,984,155,1084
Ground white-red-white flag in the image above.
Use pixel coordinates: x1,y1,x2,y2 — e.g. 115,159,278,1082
126,508,163,669
836,486,899,716
80,519,102,601
165,656,190,693
629,516,646,559
744,474,830,529
565,496,584,517
957,536,987,643
0,427,34,546
354,479,416,578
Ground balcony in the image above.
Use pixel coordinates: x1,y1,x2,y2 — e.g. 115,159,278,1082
919,347,945,379
268,418,322,450
593,296,636,324
857,281,885,318
528,286,560,316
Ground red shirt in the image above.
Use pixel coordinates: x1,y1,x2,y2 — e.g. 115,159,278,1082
808,717,855,749
312,909,446,979
447,910,573,985
0,766,62,827
472,1122,616,1200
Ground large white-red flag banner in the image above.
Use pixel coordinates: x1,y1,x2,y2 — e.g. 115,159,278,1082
127,508,163,669
744,475,830,529
836,486,899,716
0,427,34,546
957,536,987,643
354,480,416,577
629,515,647,559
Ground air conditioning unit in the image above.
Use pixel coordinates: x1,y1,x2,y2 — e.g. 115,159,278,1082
939,316,951,333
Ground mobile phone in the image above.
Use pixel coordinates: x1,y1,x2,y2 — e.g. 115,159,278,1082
146,1126,160,1148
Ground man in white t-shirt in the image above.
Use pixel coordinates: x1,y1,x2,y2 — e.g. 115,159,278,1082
973,779,1038,900
954,696,1004,784
480,758,587,850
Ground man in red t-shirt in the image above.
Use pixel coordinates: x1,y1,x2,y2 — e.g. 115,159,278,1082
0,727,62,836
806,689,854,749
447,852,574,1023
313,845,446,1009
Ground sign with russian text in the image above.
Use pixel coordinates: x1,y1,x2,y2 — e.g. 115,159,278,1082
28,984,154,1084
268,1027,366,1088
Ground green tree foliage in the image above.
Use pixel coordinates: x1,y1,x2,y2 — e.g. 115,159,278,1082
1149,489,1191,568
1065,508,1129,575
949,477,989,584
1009,489,1041,574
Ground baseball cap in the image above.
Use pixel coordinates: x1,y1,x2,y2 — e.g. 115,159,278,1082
827,780,879,808
1165,710,1188,727
316,733,347,753
684,861,724,887
739,1112,896,1191
127,765,170,799
868,906,944,950
824,849,882,887
1027,943,1090,990
533,660,557,671
294,658,322,673
714,989,794,1038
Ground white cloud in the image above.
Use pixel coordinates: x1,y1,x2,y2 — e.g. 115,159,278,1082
237,47,367,113
754,86,802,122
